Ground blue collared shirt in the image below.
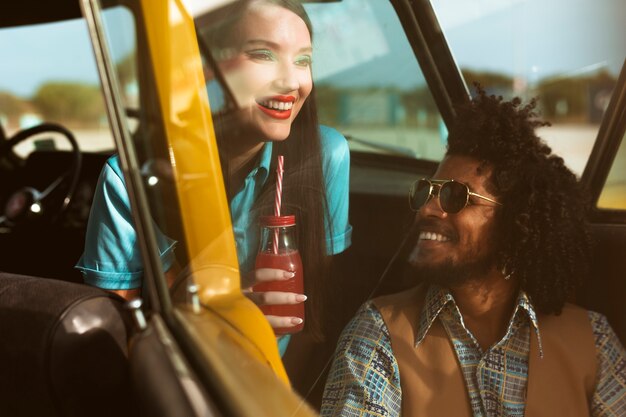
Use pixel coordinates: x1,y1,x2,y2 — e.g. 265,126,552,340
230,126,352,274
76,125,352,288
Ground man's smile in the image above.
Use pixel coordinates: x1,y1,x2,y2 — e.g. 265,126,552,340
416,218,458,245
418,231,451,243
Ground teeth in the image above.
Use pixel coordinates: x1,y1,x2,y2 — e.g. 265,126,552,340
419,232,450,242
261,100,293,111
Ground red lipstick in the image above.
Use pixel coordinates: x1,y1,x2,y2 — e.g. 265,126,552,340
256,95,296,120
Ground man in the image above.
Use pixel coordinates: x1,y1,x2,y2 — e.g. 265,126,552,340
321,88,626,417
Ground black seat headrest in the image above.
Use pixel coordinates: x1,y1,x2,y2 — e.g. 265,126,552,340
0,272,135,417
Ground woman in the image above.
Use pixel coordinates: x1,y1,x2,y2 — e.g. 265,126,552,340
76,0,352,349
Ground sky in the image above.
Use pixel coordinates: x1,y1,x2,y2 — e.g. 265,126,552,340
308,0,624,90
432,0,625,79
0,0,624,98
0,7,135,97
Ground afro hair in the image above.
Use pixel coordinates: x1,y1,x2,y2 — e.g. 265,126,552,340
446,84,592,314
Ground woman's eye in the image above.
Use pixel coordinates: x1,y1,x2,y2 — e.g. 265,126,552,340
295,55,312,67
246,49,275,61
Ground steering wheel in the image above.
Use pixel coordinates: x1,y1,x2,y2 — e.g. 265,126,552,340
0,123,82,229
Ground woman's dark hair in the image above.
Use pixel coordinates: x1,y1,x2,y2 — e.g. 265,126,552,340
266,88,330,340
204,0,330,339
446,84,592,314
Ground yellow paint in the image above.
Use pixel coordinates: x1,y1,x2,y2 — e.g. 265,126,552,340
176,306,319,417
597,184,626,209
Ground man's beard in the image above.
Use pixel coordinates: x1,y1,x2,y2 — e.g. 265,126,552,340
408,244,497,288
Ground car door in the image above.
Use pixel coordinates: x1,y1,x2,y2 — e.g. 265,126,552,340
81,0,319,415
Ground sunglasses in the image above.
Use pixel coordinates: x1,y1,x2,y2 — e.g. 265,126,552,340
409,178,502,214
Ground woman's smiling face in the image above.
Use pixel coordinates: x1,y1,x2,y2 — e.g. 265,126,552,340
218,2,313,142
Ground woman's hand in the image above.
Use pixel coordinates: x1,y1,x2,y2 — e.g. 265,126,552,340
242,268,306,329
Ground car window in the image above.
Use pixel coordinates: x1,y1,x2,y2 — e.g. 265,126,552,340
90,0,446,322
430,0,626,177
101,7,139,117
0,16,114,154
102,0,447,377
197,0,445,162
97,0,206,290
305,0,445,161
94,0,290,381
597,131,626,210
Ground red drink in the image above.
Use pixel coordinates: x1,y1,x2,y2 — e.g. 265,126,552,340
252,215,304,335
254,251,304,334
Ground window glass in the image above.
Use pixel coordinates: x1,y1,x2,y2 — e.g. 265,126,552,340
88,0,447,407
597,132,626,210
305,0,445,161
97,0,194,286
102,7,139,113
430,0,626,176
0,17,114,155
197,0,445,161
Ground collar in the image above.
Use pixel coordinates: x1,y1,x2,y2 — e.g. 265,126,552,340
252,141,273,184
415,285,454,346
516,290,543,358
415,285,543,357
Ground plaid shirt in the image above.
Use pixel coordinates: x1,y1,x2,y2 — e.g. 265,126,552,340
321,285,626,417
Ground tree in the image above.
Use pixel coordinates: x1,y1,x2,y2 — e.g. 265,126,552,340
461,69,514,95
0,91,26,118
537,70,617,122
315,85,341,125
115,51,136,89
31,81,105,126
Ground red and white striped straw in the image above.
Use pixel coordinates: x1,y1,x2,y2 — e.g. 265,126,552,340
272,155,284,254
274,155,284,216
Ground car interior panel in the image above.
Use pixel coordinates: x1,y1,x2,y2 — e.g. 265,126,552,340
0,149,112,282
129,319,212,417
580,224,626,340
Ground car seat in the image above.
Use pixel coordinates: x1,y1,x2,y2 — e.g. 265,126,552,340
0,272,136,417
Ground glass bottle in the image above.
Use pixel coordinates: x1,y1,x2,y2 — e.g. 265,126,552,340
253,215,304,334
